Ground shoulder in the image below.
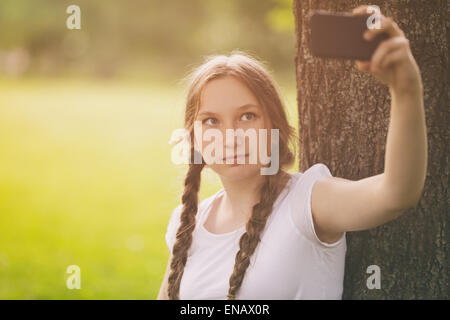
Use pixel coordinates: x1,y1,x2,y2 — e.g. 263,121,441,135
286,163,346,247
165,192,219,252
169,190,222,223
167,204,183,231
288,163,332,194
305,164,347,245
302,163,332,179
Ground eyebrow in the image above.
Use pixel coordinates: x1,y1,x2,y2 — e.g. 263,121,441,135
197,103,260,117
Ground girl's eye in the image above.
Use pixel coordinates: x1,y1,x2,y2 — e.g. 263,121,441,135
203,118,218,126
241,112,256,121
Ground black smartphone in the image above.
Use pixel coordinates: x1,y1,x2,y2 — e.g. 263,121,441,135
310,10,390,61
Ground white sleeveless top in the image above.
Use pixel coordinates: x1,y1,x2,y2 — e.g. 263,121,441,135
165,163,347,299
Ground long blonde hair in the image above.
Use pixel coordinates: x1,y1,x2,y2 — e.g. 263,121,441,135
168,50,297,299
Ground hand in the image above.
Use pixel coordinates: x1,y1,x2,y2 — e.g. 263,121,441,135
352,5,423,95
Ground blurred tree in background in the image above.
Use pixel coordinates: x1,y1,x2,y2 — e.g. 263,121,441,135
0,0,296,82
294,0,448,299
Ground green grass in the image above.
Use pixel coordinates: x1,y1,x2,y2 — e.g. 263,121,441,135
0,76,298,299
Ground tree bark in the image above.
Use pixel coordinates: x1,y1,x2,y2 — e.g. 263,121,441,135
293,0,448,299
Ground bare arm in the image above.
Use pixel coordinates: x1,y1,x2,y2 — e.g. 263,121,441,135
311,6,427,242
382,86,427,209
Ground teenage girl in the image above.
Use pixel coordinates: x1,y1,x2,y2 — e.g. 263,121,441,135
158,5,427,300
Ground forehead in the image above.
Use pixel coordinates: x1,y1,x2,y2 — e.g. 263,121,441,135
199,75,260,113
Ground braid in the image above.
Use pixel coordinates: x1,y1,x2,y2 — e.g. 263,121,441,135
226,170,291,300
167,148,205,300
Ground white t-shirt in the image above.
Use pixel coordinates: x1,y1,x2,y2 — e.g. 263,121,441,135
165,163,347,300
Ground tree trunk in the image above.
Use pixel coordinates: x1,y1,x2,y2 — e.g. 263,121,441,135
293,0,448,299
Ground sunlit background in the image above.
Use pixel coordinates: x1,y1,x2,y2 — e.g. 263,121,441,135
0,0,300,299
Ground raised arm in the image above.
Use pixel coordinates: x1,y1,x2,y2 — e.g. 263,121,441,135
311,5,427,242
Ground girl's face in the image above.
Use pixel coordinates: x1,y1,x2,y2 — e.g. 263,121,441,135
194,75,270,181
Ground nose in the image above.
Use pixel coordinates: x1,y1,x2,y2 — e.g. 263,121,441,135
223,123,245,155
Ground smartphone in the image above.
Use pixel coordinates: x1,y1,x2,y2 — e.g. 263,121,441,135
310,10,390,61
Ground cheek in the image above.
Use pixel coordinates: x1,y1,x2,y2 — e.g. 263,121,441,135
193,127,216,151
256,127,276,159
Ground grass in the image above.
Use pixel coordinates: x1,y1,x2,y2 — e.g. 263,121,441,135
0,76,298,299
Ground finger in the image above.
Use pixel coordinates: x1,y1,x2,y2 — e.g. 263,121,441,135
379,47,408,69
370,36,409,71
352,5,370,15
364,15,404,40
356,60,371,72
353,5,384,18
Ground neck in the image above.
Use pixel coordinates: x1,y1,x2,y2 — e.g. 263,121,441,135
219,172,266,220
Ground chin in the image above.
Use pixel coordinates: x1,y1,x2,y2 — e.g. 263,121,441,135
213,163,262,181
